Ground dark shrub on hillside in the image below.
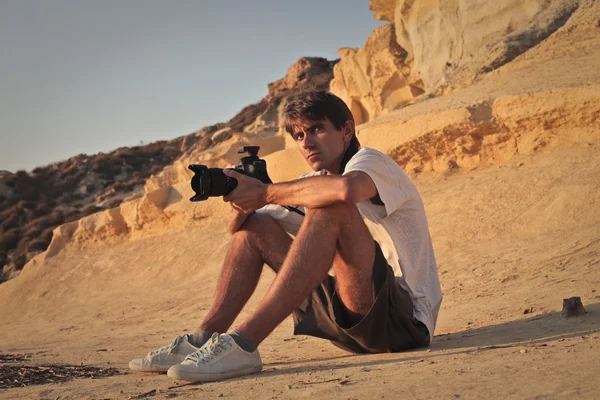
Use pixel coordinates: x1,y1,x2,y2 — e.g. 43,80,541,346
16,237,29,255
32,202,53,219
13,170,39,201
149,165,162,175
38,196,57,208
27,238,51,253
13,254,27,270
130,171,146,180
3,175,16,188
91,156,123,178
197,135,213,151
111,181,137,193
59,192,84,204
28,210,64,231
82,204,102,216
0,207,27,231
40,228,53,243
23,226,42,240
16,200,36,210
0,213,19,232
62,207,80,223
63,171,86,189
0,228,20,252
119,153,147,169
105,198,123,209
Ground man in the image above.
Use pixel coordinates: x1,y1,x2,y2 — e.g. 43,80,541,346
129,91,442,382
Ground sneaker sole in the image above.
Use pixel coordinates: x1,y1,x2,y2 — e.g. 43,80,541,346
167,364,262,382
129,359,175,373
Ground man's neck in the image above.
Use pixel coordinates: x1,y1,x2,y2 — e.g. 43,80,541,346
330,142,360,175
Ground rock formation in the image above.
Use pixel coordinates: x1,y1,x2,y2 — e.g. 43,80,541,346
391,0,578,89
330,0,579,124
0,137,201,281
330,23,424,126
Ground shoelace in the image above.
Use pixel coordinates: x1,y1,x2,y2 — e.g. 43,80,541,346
186,333,231,364
147,335,186,357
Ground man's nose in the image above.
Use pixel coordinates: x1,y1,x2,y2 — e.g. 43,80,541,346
301,134,314,148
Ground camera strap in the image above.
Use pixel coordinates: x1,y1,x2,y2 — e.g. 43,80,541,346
338,140,360,174
283,205,305,216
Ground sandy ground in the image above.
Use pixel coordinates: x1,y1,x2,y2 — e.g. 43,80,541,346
1,143,598,399
1,4,600,400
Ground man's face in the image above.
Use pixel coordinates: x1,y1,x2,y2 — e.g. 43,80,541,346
290,117,353,174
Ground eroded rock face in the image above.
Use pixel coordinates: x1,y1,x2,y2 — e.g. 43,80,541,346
330,24,424,125
393,0,578,90
357,84,600,177
369,0,395,21
333,0,579,124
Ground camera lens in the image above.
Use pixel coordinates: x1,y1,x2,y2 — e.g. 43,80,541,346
188,165,238,202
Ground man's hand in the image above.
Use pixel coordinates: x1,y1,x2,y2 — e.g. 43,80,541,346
222,169,268,214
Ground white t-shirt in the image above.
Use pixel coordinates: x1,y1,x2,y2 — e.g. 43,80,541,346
256,147,442,340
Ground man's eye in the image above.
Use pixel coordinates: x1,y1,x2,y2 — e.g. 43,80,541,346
294,133,304,141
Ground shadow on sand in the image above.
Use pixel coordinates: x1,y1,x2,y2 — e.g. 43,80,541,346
256,302,600,378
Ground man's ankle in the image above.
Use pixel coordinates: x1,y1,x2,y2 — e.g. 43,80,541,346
229,328,258,352
188,328,211,348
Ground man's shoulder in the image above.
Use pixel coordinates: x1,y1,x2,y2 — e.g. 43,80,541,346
355,146,386,158
348,147,396,168
346,147,412,185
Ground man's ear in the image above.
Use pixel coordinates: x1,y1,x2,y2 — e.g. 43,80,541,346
343,120,355,144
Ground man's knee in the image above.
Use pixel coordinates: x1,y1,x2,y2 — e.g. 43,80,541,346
233,212,289,245
231,213,266,245
305,202,360,223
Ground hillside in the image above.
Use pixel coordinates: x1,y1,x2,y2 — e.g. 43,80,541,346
1,0,599,398
0,57,335,282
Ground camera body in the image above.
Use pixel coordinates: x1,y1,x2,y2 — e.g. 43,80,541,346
188,146,272,202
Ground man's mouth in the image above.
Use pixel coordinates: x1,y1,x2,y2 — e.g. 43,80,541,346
307,152,320,160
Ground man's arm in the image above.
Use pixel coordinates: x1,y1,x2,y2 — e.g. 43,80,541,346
222,169,378,213
266,172,377,208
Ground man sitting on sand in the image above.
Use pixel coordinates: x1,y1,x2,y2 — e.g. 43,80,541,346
130,90,442,382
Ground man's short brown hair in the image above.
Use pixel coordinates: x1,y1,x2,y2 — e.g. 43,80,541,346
283,90,356,136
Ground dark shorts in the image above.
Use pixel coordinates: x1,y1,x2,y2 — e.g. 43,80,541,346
292,241,430,354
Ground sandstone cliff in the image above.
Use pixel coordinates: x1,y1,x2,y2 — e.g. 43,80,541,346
330,0,580,123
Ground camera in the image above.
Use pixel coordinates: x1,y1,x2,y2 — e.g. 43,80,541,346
188,146,272,202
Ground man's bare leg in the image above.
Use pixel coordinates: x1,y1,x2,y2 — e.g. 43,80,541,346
237,202,376,344
199,213,292,334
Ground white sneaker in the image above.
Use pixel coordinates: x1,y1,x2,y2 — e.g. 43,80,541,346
167,333,262,382
129,335,200,373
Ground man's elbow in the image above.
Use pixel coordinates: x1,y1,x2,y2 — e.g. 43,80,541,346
338,177,358,204
338,174,376,204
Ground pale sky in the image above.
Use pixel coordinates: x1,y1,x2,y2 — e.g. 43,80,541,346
0,1,383,172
